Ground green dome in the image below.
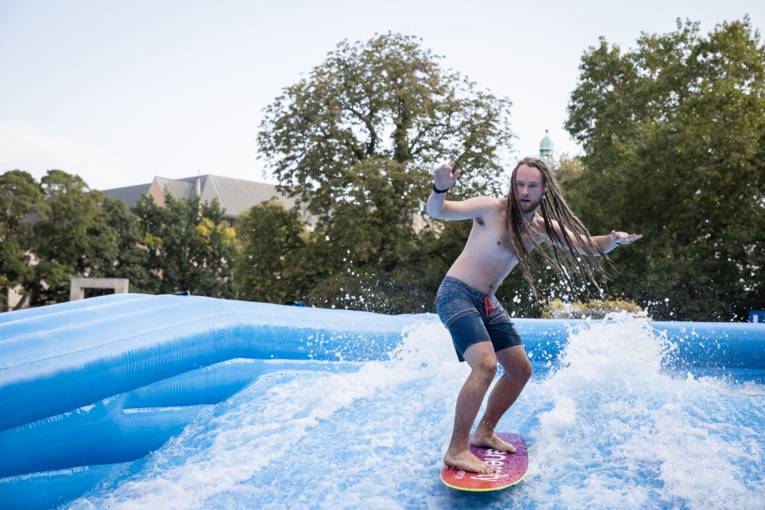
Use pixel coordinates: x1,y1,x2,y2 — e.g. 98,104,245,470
539,130,554,152
539,129,554,160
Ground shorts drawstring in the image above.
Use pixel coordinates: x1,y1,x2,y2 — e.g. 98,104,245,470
483,295,494,316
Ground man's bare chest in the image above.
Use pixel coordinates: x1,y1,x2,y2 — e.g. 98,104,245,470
475,215,543,257
473,217,514,255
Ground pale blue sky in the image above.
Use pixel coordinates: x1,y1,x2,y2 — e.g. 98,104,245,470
1,0,762,190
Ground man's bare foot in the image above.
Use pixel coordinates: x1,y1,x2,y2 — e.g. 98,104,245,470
470,431,517,453
443,449,493,474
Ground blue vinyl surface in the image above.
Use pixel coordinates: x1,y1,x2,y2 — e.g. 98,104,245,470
1,294,763,509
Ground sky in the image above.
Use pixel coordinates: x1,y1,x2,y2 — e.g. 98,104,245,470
1,0,763,190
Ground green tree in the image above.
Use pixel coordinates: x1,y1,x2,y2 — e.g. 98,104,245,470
2,170,159,307
96,196,152,291
0,170,46,309
234,199,307,303
134,193,236,297
258,32,514,310
30,170,119,305
565,18,765,320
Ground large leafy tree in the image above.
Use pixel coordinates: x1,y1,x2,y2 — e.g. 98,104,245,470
96,196,152,291
1,170,156,307
258,33,513,310
0,170,46,308
2,170,237,306
29,170,121,304
565,18,765,320
234,200,307,303
134,193,236,298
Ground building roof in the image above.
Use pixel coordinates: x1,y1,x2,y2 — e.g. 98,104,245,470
101,182,153,208
102,174,309,222
155,177,194,200
179,175,299,217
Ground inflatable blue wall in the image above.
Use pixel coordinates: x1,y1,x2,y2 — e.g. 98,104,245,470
1,293,763,508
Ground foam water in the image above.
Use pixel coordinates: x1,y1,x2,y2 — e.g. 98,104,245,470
70,316,765,509
526,315,765,509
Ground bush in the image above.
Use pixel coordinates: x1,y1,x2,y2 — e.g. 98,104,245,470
541,298,643,319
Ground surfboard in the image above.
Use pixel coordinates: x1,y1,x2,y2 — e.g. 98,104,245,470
440,433,528,492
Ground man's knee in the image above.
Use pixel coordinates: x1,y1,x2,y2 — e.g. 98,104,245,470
499,350,532,381
472,356,498,381
518,360,532,381
465,342,498,380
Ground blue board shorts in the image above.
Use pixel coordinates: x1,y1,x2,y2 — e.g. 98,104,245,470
435,276,523,362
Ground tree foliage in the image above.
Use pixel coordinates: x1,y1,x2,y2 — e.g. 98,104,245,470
1,169,238,307
133,193,236,297
258,32,514,311
234,200,307,303
9,23,763,321
98,196,151,290
0,170,45,307
0,170,154,306
564,18,765,320
31,171,122,304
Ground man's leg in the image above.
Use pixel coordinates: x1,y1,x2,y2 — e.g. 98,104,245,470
471,345,532,452
443,341,497,474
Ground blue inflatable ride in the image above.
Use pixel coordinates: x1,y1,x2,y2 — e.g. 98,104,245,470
1,294,764,509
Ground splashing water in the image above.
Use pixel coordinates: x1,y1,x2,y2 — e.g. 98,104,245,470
71,316,765,509
526,315,764,509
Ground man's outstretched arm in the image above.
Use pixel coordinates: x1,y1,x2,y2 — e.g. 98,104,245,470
426,162,494,221
545,219,642,256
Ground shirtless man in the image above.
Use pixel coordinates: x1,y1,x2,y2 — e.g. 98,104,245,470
426,157,641,474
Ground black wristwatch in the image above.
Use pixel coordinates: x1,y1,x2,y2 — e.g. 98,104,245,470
433,184,450,194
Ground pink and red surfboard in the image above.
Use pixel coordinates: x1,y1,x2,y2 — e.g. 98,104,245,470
440,433,528,492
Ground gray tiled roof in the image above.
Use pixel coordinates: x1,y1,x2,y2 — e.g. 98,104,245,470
175,175,298,217
155,177,194,200
102,174,310,222
101,183,151,207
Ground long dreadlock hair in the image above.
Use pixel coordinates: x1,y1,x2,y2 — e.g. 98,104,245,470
506,157,611,298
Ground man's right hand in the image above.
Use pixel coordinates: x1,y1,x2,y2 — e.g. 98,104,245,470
433,161,461,190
